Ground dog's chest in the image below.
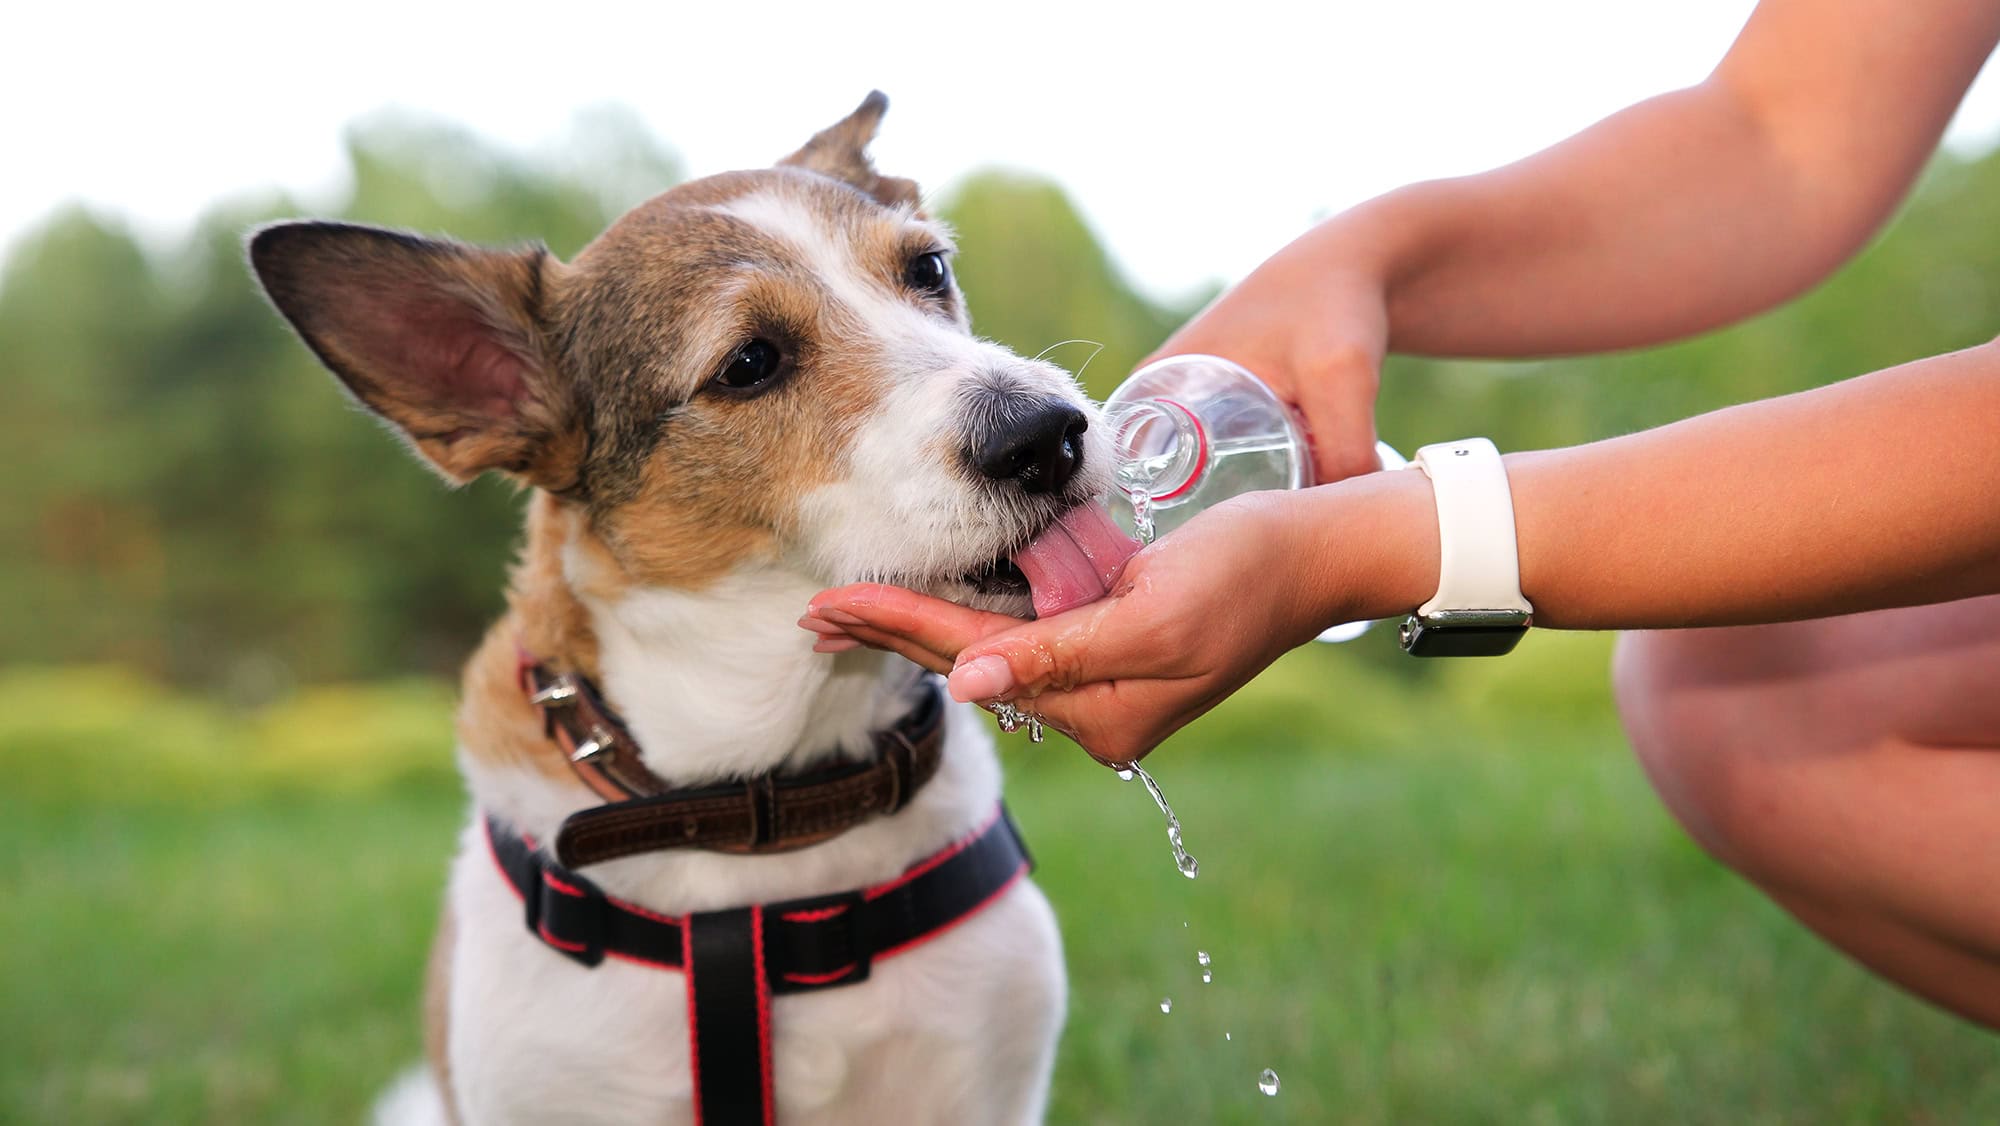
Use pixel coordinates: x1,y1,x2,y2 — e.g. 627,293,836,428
443,827,1065,1125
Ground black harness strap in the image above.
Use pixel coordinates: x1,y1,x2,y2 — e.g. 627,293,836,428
484,805,1033,1125
685,908,772,1126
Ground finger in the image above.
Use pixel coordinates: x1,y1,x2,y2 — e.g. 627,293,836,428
833,621,956,677
798,614,851,637
813,636,863,654
811,582,1026,661
947,592,1195,705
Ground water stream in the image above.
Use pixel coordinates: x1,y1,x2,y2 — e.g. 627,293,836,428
1120,761,1198,879
1117,762,1279,1099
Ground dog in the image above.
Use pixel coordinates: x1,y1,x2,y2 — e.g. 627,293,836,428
248,92,1140,1125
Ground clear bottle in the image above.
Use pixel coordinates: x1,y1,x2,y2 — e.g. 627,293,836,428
1102,354,1405,643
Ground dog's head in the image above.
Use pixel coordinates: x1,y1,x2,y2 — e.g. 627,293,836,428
250,92,1133,618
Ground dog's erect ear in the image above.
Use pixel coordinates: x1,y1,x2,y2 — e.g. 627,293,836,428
248,222,584,491
779,90,920,209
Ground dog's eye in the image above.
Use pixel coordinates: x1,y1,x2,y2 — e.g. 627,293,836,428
905,251,951,296
713,339,784,391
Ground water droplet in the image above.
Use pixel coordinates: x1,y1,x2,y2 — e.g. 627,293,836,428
1026,715,1044,743
1196,950,1211,966
1116,768,1134,782
1159,997,1173,1014
1201,969,1213,984
1257,1069,1280,1096
1224,1031,1232,1041
1115,464,1159,544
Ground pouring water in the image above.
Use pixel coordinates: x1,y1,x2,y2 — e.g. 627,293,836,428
1101,353,1405,643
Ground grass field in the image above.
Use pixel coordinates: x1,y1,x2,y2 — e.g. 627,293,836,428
4,647,1996,1123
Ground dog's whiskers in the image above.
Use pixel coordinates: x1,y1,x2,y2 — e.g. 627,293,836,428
1030,338,1106,378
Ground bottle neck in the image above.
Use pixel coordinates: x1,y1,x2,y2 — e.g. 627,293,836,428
1105,398,1208,502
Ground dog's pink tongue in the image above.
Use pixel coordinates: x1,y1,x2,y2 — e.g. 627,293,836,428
1012,502,1142,618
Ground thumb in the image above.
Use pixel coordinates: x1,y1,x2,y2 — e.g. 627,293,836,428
944,589,1176,703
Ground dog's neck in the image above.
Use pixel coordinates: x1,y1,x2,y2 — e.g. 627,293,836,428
456,495,1001,914
576,565,917,784
503,494,920,793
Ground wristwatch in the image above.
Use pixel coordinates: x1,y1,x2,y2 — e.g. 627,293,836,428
1398,438,1534,657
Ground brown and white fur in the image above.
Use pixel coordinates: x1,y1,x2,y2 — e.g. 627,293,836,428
249,93,1105,1125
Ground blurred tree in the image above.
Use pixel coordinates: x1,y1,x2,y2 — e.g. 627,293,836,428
940,170,1194,400
2,116,1994,695
0,109,680,691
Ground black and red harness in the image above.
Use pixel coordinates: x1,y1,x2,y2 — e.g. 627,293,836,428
487,655,1031,1125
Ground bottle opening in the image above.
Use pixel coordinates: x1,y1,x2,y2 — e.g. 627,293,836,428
1106,399,1207,502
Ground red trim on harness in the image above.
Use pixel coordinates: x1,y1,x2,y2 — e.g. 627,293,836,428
483,807,1025,1124
608,893,683,927
780,964,859,987
751,905,775,1126
864,804,1006,900
779,904,848,924
874,862,1029,963
606,949,683,974
683,921,703,1126
488,811,1021,959
537,921,589,954
542,870,586,898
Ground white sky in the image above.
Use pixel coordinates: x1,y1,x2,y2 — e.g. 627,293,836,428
9,0,2000,302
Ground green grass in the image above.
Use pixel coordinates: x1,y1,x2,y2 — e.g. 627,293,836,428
3,657,1996,1123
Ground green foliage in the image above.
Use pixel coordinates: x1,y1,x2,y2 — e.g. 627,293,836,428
0,110,677,689
0,665,459,805
938,170,1191,399
4,677,1994,1122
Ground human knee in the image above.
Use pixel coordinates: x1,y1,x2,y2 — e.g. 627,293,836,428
1613,630,1775,864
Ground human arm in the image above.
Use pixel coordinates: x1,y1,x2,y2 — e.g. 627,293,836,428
807,342,2000,764
1167,0,2000,481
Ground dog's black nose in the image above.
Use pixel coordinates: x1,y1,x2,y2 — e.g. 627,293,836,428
972,398,1088,495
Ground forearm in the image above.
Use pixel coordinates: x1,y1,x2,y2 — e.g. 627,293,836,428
1371,84,1857,355
1297,341,2000,630
1318,0,2000,358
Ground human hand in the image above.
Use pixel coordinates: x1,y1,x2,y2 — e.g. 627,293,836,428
802,491,1375,767
1147,221,1393,485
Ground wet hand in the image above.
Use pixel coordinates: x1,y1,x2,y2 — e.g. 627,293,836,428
802,494,1336,767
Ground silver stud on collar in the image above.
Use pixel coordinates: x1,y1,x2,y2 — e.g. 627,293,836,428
530,676,580,707
570,725,618,763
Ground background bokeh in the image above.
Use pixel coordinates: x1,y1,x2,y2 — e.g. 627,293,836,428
7,86,2000,1126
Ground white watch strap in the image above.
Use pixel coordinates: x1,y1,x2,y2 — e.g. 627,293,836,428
1411,438,1533,617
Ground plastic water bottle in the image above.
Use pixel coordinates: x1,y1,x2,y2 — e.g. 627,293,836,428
1101,354,1405,643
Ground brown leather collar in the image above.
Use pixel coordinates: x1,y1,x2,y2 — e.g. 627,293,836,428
517,650,946,868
